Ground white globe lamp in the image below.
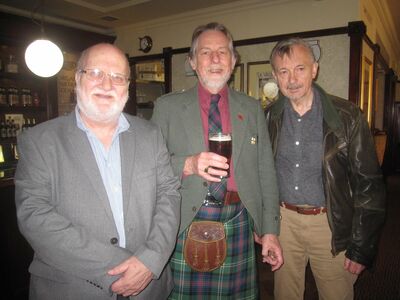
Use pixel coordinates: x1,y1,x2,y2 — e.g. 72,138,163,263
25,39,64,77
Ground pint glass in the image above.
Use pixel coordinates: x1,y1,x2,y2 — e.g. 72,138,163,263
208,132,232,178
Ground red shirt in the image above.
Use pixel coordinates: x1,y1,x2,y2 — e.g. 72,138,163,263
198,84,238,192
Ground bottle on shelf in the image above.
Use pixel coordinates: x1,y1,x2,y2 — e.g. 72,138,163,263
6,117,12,138
21,88,32,106
6,54,18,73
0,87,7,106
7,87,19,106
25,118,31,130
13,142,19,160
14,119,21,136
0,119,7,139
10,119,16,137
32,92,40,107
21,118,28,132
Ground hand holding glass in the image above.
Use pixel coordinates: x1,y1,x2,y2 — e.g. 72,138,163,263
208,132,232,178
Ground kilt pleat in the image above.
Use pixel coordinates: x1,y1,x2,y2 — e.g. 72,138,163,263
168,202,258,300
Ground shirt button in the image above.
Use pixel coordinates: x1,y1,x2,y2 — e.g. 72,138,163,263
110,237,118,245
295,141,300,145
295,186,299,190
298,118,302,122
295,163,299,167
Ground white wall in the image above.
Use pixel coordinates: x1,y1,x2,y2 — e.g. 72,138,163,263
115,0,358,57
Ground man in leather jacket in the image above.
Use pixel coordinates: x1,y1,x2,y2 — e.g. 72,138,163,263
265,37,385,300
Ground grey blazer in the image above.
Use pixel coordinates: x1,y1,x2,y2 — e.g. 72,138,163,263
152,85,280,236
15,111,181,300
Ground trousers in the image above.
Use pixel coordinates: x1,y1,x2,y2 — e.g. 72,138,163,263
274,206,358,300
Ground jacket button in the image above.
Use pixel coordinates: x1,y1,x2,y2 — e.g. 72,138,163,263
110,237,118,245
203,182,207,187
192,206,197,212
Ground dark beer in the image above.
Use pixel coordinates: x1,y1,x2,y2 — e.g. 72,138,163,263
209,133,232,177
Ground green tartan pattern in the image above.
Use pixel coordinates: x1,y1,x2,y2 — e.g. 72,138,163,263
168,203,258,299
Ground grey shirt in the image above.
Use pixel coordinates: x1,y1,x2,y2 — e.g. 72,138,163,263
275,88,326,207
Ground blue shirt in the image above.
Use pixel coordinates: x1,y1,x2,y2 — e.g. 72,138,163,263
75,107,130,247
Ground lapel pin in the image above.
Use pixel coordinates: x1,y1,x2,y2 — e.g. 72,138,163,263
251,137,257,144
237,114,244,121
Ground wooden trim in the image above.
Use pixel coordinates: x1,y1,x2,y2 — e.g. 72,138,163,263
166,26,348,56
128,53,166,63
163,47,173,94
234,26,348,47
371,47,379,129
348,21,366,105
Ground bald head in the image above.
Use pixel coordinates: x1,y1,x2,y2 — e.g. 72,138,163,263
77,43,130,77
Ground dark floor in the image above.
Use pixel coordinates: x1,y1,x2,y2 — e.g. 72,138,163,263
257,174,400,300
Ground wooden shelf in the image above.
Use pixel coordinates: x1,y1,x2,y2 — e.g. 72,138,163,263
136,79,165,84
0,105,46,113
0,71,41,81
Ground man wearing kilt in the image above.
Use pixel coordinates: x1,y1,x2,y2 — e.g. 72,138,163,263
152,22,283,299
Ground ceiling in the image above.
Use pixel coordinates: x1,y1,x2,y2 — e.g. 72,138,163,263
0,0,245,35
0,0,399,41
386,0,400,42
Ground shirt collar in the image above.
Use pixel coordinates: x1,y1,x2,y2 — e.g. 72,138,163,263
198,83,229,111
284,87,321,116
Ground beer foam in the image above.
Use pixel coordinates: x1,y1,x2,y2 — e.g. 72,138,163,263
209,135,231,141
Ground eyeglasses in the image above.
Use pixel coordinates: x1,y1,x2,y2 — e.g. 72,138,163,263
78,69,130,85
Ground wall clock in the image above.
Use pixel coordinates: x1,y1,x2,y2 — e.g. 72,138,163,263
138,36,152,53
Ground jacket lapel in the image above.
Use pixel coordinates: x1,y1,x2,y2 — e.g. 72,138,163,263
181,87,206,153
119,122,135,221
229,90,248,169
66,112,114,222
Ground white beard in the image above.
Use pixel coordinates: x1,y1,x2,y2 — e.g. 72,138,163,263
197,65,232,93
76,86,128,124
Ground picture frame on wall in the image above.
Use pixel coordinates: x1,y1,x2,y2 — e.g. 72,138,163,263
247,61,273,99
228,63,244,92
360,56,373,126
247,61,277,108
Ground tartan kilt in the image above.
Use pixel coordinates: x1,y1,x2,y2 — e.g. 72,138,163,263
168,202,258,300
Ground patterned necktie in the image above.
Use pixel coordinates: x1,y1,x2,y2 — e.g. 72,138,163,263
208,94,227,202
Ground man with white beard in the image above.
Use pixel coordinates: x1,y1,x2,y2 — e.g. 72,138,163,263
152,23,283,299
15,43,181,300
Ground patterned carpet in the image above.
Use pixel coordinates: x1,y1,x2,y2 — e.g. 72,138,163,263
257,174,400,300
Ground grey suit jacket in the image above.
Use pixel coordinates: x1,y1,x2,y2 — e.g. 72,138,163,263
152,85,280,236
15,111,181,300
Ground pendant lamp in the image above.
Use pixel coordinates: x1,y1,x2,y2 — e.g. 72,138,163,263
24,2,64,78
25,39,64,77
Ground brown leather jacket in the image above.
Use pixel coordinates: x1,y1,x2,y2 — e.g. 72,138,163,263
265,83,386,267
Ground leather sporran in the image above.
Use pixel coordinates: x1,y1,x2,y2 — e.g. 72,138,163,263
184,221,227,272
